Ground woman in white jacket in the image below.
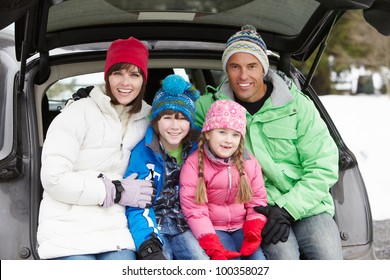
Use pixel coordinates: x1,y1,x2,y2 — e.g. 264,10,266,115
37,37,155,260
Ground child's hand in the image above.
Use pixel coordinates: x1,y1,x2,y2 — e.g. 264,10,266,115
240,219,266,256
198,234,241,260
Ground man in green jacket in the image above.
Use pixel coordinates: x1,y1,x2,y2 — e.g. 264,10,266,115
195,25,343,260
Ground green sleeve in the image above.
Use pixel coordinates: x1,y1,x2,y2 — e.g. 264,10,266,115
195,92,231,129
275,92,339,220
195,94,215,129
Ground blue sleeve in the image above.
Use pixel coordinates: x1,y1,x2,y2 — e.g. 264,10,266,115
126,206,162,249
124,140,163,248
124,139,147,179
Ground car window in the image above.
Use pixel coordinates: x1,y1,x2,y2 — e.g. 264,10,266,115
45,67,225,107
0,33,18,161
45,72,105,112
41,67,225,139
41,73,105,138
0,61,6,151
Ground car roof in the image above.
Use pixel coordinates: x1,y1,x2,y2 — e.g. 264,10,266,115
0,0,389,63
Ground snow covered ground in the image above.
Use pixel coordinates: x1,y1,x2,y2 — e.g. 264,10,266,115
320,94,390,221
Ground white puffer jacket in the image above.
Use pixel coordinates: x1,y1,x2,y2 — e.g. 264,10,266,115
37,86,151,259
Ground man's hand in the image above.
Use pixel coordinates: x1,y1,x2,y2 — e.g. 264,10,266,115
254,205,293,244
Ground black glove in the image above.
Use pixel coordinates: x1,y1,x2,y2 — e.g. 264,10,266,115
254,205,293,244
72,86,94,101
138,236,167,260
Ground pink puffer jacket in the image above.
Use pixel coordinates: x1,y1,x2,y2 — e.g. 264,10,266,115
180,146,267,239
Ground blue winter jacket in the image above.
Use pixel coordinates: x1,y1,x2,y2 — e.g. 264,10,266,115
124,125,198,249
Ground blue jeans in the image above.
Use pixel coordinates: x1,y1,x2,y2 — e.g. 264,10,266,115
216,228,267,260
49,249,137,260
261,213,343,260
160,217,209,260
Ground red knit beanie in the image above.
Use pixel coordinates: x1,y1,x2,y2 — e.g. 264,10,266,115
104,37,149,81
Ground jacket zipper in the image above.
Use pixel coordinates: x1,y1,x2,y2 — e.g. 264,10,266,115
226,165,232,230
228,166,232,189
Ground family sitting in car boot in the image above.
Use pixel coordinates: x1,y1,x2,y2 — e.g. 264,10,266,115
39,25,343,260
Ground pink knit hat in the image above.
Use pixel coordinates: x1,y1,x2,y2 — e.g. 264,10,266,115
202,99,247,137
104,37,149,81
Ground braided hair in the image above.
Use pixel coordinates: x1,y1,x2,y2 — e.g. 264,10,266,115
194,133,253,204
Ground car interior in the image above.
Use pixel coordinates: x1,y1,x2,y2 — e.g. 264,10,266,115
37,53,294,146
37,57,224,145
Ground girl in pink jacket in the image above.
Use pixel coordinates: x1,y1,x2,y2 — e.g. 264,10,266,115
180,99,268,260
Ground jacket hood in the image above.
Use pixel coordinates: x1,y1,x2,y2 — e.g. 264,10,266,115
218,69,294,108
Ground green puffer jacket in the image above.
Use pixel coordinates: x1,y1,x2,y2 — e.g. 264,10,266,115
195,70,339,220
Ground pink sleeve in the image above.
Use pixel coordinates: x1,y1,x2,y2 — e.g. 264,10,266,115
245,155,268,223
180,153,216,239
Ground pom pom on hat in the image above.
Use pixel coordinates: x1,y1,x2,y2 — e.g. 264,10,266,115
151,74,200,127
161,74,189,96
202,99,247,137
222,24,269,75
104,37,149,81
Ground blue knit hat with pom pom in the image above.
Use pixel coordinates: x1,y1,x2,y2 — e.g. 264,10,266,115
151,74,200,127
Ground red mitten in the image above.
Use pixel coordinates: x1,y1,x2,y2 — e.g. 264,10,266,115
240,219,266,256
198,234,241,260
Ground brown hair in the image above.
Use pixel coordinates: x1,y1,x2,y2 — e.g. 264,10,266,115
105,62,146,115
195,133,253,204
150,110,192,143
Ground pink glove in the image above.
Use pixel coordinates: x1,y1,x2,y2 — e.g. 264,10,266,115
100,173,155,208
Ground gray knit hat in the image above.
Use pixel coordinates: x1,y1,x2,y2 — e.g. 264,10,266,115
222,24,269,75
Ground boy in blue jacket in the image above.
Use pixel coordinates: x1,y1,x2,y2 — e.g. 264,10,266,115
125,74,208,260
